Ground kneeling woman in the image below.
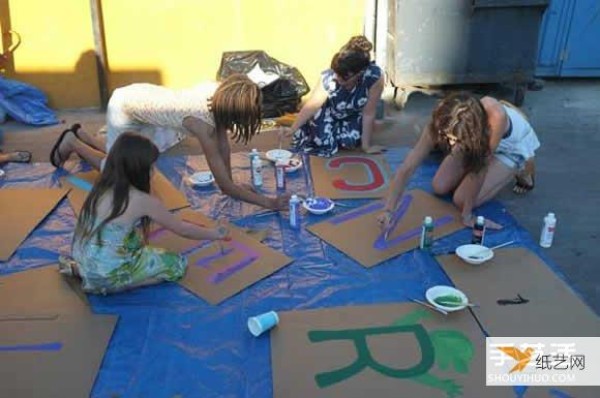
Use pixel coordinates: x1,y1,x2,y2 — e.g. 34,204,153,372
379,93,540,230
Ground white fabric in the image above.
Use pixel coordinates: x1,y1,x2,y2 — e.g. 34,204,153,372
105,82,218,153
496,105,540,161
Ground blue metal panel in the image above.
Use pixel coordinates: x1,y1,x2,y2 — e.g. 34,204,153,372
536,0,574,76
537,0,600,77
560,0,600,76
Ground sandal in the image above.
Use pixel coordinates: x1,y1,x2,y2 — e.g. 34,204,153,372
49,124,81,168
513,174,535,194
6,150,32,163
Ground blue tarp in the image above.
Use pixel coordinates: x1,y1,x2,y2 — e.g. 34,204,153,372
0,149,589,398
0,76,59,126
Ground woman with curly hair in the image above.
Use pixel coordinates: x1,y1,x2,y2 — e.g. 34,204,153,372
281,35,385,156
49,74,289,210
378,93,540,230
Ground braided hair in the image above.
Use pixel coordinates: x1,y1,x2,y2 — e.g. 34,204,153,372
429,92,490,173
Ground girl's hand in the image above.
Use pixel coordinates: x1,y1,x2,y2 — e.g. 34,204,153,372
278,127,294,139
462,214,503,230
270,193,291,210
214,219,230,240
377,211,392,231
363,145,387,154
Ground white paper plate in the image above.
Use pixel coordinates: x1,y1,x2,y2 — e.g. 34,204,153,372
425,285,468,312
265,149,293,163
455,244,494,265
187,171,214,187
302,197,335,215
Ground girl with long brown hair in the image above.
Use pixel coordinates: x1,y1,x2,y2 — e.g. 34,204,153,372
378,92,540,230
59,133,228,294
280,35,385,156
49,74,289,210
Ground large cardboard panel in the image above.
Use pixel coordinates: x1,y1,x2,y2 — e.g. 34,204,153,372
0,265,89,316
437,248,600,337
0,188,67,261
308,189,463,267
271,303,511,398
310,154,392,199
61,169,189,216
0,314,117,398
150,209,293,304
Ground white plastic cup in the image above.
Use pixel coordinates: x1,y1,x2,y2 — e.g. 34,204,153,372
247,311,279,337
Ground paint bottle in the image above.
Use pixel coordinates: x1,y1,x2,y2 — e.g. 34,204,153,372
249,148,259,169
275,160,286,191
419,216,434,251
539,212,556,248
251,151,263,188
471,216,486,245
289,194,301,229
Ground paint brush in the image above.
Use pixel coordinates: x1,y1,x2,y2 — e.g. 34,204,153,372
411,299,448,315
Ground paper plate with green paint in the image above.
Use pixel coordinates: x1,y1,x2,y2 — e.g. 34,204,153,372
426,286,468,312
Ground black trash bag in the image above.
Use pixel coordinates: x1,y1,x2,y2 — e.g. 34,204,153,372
216,51,310,118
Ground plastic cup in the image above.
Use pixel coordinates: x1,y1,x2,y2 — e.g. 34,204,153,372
247,311,279,337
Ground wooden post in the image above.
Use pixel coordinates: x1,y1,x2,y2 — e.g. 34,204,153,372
90,0,109,110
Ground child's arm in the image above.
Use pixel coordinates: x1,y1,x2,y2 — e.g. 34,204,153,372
140,195,227,241
183,116,289,210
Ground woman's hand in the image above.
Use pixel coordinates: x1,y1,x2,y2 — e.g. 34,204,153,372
377,210,393,231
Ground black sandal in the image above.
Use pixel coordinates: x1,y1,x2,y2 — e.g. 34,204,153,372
513,175,535,194
49,124,82,168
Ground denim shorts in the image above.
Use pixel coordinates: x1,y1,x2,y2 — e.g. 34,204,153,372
494,151,526,170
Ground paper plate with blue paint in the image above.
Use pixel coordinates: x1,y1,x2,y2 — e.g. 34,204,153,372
303,197,335,215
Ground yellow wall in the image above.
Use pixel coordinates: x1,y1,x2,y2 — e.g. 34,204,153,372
1,0,365,109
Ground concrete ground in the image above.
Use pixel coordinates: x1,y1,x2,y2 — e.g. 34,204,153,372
1,79,598,313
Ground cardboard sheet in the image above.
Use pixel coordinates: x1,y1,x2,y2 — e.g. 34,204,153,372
0,265,89,316
271,303,511,398
61,169,189,216
437,248,600,337
0,188,67,261
0,314,117,398
308,189,464,267
150,209,293,304
310,154,392,199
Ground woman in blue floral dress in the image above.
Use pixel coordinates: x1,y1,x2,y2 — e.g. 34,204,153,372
282,36,385,156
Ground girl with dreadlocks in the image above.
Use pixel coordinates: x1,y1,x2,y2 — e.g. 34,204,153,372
50,74,289,210
59,133,229,294
378,93,540,230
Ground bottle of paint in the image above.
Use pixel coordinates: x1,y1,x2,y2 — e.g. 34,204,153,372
251,151,263,188
539,212,556,248
289,194,301,229
471,216,486,245
249,148,259,168
419,216,434,251
275,160,286,191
